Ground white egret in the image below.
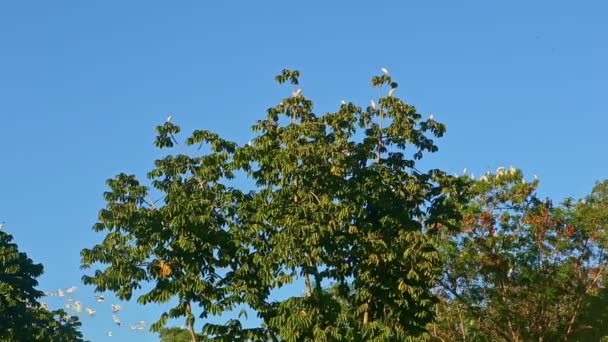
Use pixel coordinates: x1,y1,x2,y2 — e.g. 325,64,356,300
381,67,389,75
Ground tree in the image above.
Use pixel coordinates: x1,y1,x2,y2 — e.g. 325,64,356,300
81,69,469,341
431,171,608,341
160,327,204,342
0,229,85,341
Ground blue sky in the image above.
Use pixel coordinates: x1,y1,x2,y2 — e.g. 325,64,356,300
1,1,606,340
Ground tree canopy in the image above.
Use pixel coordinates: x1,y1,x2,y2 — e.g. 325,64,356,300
81,69,469,341
0,229,85,342
78,69,608,342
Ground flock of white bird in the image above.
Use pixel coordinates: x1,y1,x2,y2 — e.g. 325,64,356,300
42,287,146,337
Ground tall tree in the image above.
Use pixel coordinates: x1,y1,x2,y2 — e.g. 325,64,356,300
81,69,468,341
431,172,608,341
0,229,85,341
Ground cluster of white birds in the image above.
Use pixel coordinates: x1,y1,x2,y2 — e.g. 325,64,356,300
41,287,147,338
473,166,520,182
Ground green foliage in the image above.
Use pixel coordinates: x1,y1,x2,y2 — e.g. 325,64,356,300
160,327,204,342
431,171,608,341
0,230,85,342
82,69,469,341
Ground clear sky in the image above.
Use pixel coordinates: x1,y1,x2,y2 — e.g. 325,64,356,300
1,1,606,340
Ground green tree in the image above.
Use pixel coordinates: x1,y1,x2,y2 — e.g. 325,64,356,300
81,69,468,341
160,327,204,342
0,229,85,342
431,172,608,341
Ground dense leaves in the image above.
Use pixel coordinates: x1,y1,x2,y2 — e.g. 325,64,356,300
432,173,608,341
80,69,607,341
82,69,468,341
0,230,85,342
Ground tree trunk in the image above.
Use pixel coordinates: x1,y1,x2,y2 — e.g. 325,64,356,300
185,302,199,342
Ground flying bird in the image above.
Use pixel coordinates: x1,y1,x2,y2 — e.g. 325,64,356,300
66,286,76,294
112,315,122,326
107,332,113,337
95,295,105,303
111,304,121,313
86,308,96,316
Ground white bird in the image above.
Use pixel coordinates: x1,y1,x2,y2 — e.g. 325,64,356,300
507,267,513,277
0,222,4,230
74,301,82,313
58,289,65,297
429,114,434,121
292,88,302,97
166,115,172,122
111,304,121,313
388,88,396,97
480,176,488,182
370,100,376,110
41,303,49,311
112,315,121,326
66,286,76,294
341,100,346,105
129,325,137,330
509,166,516,175
496,166,506,175
86,308,96,316
107,332,113,337
95,295,105,303
463,168,467,175
381,67,389,75
534,175,538,181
